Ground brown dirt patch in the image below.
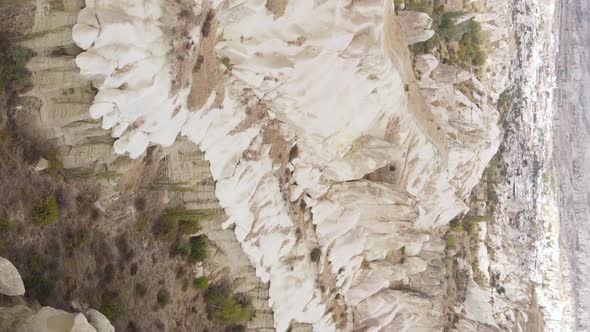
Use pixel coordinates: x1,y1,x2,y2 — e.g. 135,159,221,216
266,0,288,17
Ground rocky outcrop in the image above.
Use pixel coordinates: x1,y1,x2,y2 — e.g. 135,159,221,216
398,11,436,45
0,256,25,296
72,0,503,330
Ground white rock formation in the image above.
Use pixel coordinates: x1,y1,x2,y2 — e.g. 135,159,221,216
397,11,435,45
0,256,25,296
73,0,501,330
85,309,115,332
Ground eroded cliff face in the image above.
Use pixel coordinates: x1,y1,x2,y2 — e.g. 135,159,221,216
71,0,507,330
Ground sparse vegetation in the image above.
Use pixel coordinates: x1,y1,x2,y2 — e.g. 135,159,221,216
205,283,255,324
164,209,214,234
194,276,209,290
153,209,217,242
405,0,430,13
135,213,150,233
33,194,60,225
0,33,33,91
310,247,321,263
0,218,12,234
100,295,126,321
462,215,488,235
446,234,457,249
449,219,464,232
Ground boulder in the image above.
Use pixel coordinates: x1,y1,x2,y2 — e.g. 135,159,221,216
86,309,114,332
24,307,98,332
0,257,25,296
35,158,49,171
398,11,435,44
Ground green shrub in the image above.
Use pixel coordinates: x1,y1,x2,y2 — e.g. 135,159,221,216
457,19,487,67
310,248,321,263
205,284,254,324
189,235,207,262
433,11,464,41
194,276,209,290
446,234,457,249
157,288,170,306
33,195,59,225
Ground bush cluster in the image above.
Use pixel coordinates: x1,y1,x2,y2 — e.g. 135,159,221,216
33,195,59,225
409,8,487,68
205,284,254,324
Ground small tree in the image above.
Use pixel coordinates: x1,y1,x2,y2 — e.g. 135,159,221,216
189,235,207,262
34,195,59,225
